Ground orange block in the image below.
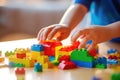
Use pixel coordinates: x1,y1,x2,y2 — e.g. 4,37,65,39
0,57,4,62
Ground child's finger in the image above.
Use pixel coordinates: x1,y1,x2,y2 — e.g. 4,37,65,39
48,28,58,40
42,28,53,41
78,35,90,49
37,28,45,41
71,29,89,42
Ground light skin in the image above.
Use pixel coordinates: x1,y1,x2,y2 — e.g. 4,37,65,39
37,4,120,51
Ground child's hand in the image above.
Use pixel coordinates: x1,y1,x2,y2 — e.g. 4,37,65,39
37,24,71,41
71,26,112,51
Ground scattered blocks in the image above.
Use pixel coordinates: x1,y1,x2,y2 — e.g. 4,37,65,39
34,62,42,72
58,61,76,70
15,67,25,75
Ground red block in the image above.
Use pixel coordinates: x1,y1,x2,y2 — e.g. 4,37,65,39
16,53,26,59
58,61,77,70
108,55,118,60
39,40,62,56
59,55,70,62
59,41,80,52
89,49,97,57
15,67,25,75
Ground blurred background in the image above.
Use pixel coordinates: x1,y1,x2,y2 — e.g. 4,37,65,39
0,0,90,42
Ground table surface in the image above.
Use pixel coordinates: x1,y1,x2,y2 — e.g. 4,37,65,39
0,38,120,80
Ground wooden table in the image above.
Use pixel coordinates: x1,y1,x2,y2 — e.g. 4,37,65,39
0,38,120,80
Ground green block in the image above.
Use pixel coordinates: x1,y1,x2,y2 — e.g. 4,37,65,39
111,72,120,80
15,63,24,67
70,48,94,62
95,64,107,69
52,60,59,66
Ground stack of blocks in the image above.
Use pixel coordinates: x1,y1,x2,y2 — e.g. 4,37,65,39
54,41,80,64
40,40,62,56
107,49,119,68
70,48,95,68
9,48,34,67
31,44,44,60
31,44,54,69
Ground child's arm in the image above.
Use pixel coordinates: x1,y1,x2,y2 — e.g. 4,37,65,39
59,4,88,31
107,21,120,38
37,4,88,41
71,21,120,51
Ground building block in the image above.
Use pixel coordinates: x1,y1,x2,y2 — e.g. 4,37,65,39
5,51,15,57
108,55,118,60
0,57,4,62
16,53,26,59
49,56,55,62
37,56,49,64
52,60,59,66
15,67,25,75
107,59,118,65
31,51,43,60
71,60,93,68
97,57,107,65
31,44,44,52
9,55,34,67
95,64,107,69
107,48,117,54
89,49,98,57
9,62,15,67
72,41,80,49
70,48,94,62
15,48,26,59
59,55,70,62
34,62,42,72
39,40,62,56
111,72,120,80
94,57,107,69
58,61,76,70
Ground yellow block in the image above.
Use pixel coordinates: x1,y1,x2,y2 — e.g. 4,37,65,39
31,51,43,60
9,55,34,67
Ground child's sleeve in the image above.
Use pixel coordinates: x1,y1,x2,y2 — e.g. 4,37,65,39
73,0,93,10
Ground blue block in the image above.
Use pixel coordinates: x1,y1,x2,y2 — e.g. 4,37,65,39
107,48,117,54
34,62,42,72
107,59,118,64
72,60,93,68
9,62,15,67
49,56,55,62
31,44,44,52
97,57,107,65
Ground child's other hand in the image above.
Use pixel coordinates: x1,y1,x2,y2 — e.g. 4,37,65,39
71,26,112,51
37,24,71,41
